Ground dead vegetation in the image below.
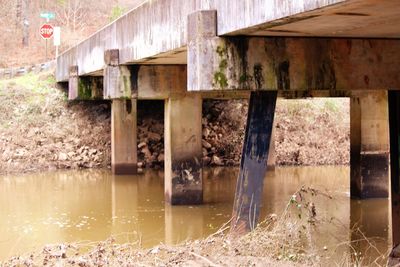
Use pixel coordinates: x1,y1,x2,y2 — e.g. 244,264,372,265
0,73,111,174
0,187,388,266
0,73,350,175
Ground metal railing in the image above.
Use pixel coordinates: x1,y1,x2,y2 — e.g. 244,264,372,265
0,61,56,80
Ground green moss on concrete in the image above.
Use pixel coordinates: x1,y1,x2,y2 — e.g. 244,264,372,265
214,72,228,88
122,76,132,97
214,45,229,89
78,79,92,100
216,45,226,57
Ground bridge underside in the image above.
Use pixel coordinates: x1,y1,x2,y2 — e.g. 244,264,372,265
56,0,400,81
56,0,400,263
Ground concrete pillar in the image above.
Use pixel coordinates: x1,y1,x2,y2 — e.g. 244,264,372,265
267,123,276,170
388,91,400,265
350,91,389,199
164,93,203,205
111,99,137,175
68,66,79,100
232,91,277,233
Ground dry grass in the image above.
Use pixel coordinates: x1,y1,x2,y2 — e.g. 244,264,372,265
0,72,111,174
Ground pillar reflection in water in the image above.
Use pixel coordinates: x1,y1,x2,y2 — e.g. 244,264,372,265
350,199,390,265
111,174,139,242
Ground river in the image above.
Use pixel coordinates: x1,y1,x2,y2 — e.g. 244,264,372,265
0,166,390,264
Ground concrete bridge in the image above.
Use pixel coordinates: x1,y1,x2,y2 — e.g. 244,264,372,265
55,0,400,261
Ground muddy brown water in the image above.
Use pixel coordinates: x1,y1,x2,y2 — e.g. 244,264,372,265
0,167,391,264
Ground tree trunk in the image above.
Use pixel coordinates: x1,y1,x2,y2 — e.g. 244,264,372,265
22,0,29,47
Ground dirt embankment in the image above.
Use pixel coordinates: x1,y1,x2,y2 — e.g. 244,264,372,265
0,73,349,175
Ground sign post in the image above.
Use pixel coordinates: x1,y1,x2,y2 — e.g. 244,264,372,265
40,24,54,60
39,12,55,61
40,12,55,22
53,27,61,59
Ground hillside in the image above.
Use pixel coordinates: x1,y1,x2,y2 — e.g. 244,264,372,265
0,72,349,175
0,0,147,67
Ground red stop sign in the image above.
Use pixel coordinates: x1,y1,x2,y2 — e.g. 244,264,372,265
40,24,54,39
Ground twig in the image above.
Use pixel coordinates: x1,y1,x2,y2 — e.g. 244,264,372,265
189,251,221,267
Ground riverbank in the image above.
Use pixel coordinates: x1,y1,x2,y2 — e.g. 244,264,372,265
0,73,349,175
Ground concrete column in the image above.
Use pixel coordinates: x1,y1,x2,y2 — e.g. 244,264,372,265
164,93,203,205
267,123,276,170
68,66,79,100
111,99,137,175
350,91,389,199
232,91,277,233
388,91,400,265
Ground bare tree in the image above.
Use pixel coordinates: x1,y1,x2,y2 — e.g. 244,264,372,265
56,0,86,33
22,0,30,46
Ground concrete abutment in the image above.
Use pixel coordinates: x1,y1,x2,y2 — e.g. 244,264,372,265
350,91,389,199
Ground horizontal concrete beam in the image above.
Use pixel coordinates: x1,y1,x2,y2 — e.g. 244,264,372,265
188,12,400,92
67,62,356,101
136,65,187,99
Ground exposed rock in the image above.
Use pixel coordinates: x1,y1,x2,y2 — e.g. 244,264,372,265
141,147,152,159
147,132,161,142
58,153,68,161
211,155,223,166
202,128,210,138
138,142,147,149
202,140,212,149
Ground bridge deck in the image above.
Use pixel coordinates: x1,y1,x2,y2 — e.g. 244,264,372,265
56,0,400,82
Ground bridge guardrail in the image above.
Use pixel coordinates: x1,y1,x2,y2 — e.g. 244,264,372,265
0,60,56,80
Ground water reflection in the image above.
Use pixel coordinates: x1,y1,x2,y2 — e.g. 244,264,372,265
0,166,391,263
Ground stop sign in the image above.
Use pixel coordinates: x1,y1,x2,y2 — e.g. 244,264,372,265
40,24,54,39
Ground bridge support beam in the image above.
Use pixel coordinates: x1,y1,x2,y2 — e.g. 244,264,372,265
188,11,400,92
111,99,138,175
103,50,134,99
164,93,203,205
68,66,103,100
232,91,277,233
350,91,389,198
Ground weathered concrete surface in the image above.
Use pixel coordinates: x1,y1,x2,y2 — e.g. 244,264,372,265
68,66,103,100
350,91,389,198
217,0,400,37
232,91,277,233
136,65,187,99
188,29,400,91
103,49,133,99
111,99,138,175
164,93,203,205
56,0,400,82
